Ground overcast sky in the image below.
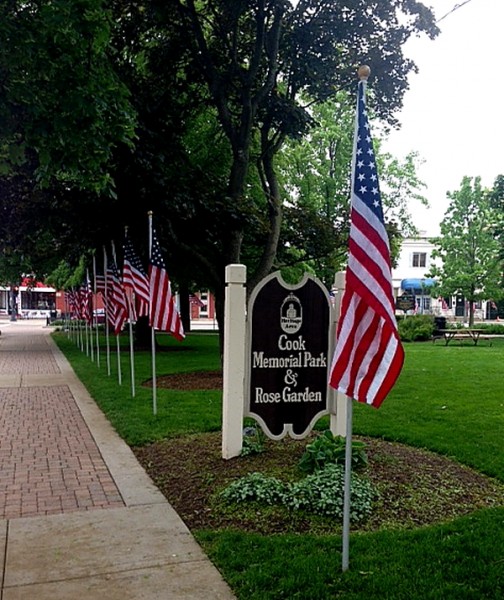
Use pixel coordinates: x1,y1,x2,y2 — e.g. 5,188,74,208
383,0,504,236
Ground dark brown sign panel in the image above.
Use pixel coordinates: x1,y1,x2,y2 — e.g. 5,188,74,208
396,294,415,312
246,273,330,439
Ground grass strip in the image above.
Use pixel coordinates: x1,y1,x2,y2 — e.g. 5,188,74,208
55,330,504,599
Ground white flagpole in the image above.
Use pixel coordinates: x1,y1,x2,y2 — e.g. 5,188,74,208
127,297,135,397
77,288,84,351
84,288,90,358
64,292,70,338
341,397,353,572
125,227,136,398
88,269,94,363
85,319,90,356
93,254,101,368
341,65,371,573
103,246,111,376
148,211,157,415
111,240,122,386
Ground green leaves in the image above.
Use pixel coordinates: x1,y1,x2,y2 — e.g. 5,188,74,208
220,464,376,522
429,176,504,324
0,0,136,193
298,430,368,474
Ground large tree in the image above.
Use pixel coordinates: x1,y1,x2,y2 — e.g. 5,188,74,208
171,1,437,289
428,176,504,326
1,0,439,333
0,0,136,192
277,96,428,284
0,0,137,287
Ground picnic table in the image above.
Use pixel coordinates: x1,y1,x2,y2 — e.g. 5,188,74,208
435,329,487,346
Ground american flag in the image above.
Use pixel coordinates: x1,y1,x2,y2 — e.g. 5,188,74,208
149,229,185,341
107,259,128,336
189,293,206,308
123,234,149,318
66,289,80,319
80,272,93,324
329,77,404,408
95,273,105,295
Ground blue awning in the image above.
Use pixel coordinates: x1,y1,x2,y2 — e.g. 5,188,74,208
401,278,436,290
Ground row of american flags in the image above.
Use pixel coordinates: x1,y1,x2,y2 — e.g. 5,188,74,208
64,70,401,412
65,73,403,409
65,228,184,341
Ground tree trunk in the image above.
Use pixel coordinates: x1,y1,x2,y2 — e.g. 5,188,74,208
249,142,284,291
214,286,225,362
134,316,156,349
179,280,191,333
469,301,475,327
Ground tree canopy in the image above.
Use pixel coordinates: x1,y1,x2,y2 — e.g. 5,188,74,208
0,0,439,313
428,176,504,326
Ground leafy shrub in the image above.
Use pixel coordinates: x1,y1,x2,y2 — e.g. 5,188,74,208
397,314,434,341
241,426,266,456
286,464,375,521
220,472,288,505
298,430,368,474
219,465,376,523
471,323,504,334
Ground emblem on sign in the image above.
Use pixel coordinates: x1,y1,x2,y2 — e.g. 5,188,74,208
280,293,302,334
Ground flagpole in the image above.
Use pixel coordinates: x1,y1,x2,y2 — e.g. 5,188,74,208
77,287,84,351
84,276,91,359
87,269,94,363
148,211,157,415
341,64,371,573
342,397,353,571
111,240,123,386
125,226,136,398
103,246,111,376
93,254,100,368
64,292,70,338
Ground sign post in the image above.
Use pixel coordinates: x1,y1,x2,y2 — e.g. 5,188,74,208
222,264,247,459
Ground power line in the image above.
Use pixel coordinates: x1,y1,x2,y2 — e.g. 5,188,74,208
436,0,476,23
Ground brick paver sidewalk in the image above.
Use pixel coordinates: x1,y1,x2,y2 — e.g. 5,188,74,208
0,323,125,519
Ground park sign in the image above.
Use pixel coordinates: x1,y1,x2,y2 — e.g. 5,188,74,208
396,294,415,312
245,272,331,439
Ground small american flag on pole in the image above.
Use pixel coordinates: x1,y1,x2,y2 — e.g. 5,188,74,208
123,234,149,318
329,71,404,409
149,229,185,341
107,260,128,336
189,293,205,308
81,272,93,325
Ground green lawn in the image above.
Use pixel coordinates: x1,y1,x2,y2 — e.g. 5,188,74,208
54,331,504,599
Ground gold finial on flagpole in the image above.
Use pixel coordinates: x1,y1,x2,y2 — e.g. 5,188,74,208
148,210,153,216
358,65,371,81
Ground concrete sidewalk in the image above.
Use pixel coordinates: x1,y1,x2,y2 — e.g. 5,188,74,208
0,319,235,599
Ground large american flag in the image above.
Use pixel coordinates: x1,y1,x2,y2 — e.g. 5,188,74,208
329,77,404,408
123,234,150,318
149,229,185,341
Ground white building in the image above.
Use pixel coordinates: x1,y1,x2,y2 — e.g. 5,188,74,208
392,233,489,321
